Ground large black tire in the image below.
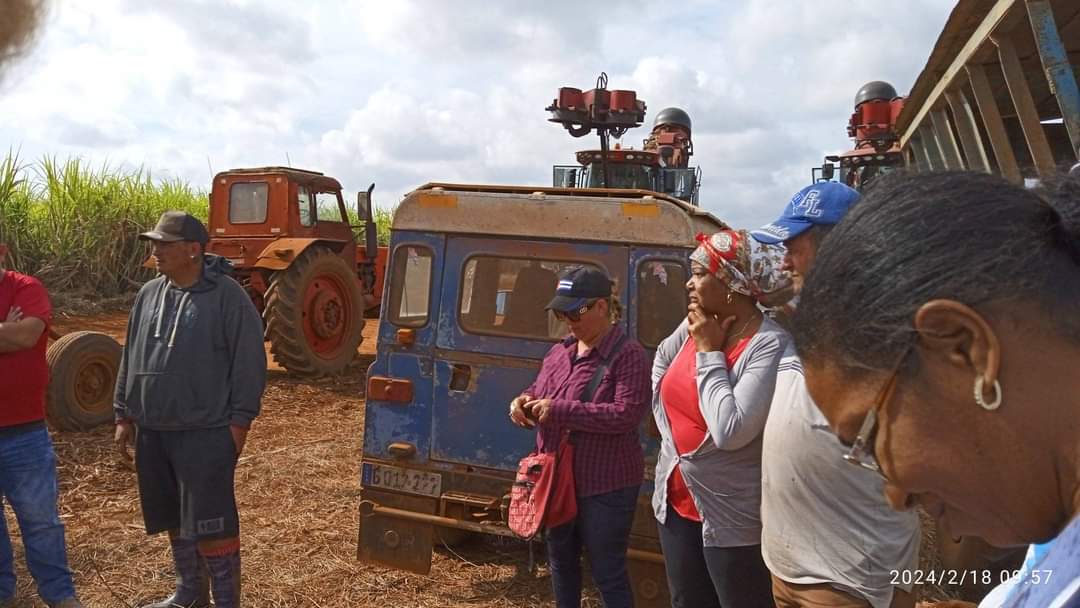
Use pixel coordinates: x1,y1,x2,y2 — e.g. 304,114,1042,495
46,331,122,431
263,247,366,376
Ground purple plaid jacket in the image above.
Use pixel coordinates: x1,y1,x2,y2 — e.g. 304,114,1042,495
523,325,651,497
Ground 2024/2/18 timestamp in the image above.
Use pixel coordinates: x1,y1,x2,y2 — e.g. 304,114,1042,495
890,569,1054,587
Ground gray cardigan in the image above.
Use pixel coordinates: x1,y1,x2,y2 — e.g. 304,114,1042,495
651,317,789,547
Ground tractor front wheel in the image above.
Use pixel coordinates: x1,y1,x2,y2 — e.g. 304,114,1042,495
263,247,366,376
46,331,122,431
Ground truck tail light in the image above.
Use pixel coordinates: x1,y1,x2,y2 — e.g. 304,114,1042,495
368,376,414,403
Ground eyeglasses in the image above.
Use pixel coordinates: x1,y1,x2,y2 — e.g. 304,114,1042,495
554,300,598,322
841,346,912,479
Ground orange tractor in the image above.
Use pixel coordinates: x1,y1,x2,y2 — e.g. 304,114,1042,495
206,167,387,375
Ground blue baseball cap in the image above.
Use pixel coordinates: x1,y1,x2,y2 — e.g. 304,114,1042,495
546,266,613,312
751,182,861,244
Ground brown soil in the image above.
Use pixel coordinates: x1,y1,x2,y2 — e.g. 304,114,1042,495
4,315,562,608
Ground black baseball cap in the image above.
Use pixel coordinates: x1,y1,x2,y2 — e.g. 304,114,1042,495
546,266,613,312
139,211,209,244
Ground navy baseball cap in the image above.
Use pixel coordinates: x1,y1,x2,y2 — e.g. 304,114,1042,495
546,266,613,312
751,182,861,244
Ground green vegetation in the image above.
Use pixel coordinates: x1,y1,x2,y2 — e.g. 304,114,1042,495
0,152,208,296
0,152,395,298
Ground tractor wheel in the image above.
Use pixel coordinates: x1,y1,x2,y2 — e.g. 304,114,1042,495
264,247,366,376
45,331,122,431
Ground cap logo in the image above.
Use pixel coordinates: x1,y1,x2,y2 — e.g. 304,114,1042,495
557,279,574,292
794,189,824,218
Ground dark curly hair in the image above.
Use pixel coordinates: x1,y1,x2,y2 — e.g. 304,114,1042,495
791,171,1080,376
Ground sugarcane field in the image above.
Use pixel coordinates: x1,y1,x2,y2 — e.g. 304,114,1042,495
2,1,1079,608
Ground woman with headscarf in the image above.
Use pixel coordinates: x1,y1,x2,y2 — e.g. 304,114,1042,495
651,229,792,608
791,171,1080,608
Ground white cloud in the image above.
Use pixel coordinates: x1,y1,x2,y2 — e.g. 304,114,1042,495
1,0,957,229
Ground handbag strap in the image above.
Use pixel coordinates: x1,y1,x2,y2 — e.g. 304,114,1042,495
582,332,629,402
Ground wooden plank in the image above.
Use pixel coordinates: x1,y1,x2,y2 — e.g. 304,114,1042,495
900,0,1022,148
1026,0,1080,158
921,125,945,170
966,64,1023,182
912,137,934,171
931,109,965,168
945,88,993,172
993,34,1058,175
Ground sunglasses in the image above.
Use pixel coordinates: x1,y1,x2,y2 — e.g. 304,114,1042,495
554,300,598,322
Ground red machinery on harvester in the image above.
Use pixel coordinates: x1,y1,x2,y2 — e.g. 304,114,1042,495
549,73,702,204
814,81,907,189
206,167,387,376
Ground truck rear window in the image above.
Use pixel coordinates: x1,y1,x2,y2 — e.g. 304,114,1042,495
636,260,687,348
459,257,601,341
388,245,434,327
229,182,268,224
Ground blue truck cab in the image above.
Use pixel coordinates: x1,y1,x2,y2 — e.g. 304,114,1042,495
358,182,727,607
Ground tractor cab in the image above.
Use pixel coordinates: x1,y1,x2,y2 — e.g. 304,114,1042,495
205,167,385,376
208,167,355,250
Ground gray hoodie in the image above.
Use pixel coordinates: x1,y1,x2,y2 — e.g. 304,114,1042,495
113,255,266,430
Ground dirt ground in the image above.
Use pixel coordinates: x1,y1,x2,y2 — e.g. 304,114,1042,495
2,312,970,607
2,314,565,608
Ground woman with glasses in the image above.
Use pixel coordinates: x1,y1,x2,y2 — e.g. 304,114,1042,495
651,229,792,608
508,265,650,608
791,172,1080,608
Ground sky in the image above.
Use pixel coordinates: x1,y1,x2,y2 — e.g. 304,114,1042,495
0,0,958,230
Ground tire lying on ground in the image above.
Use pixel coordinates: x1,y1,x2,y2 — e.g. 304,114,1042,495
263,246,366,376
46,331,122,431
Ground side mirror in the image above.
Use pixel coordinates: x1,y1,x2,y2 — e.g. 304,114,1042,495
821,162,836,181
356,184,374,223
359,183,378,259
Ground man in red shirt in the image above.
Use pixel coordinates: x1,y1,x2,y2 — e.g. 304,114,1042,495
0,243,83,608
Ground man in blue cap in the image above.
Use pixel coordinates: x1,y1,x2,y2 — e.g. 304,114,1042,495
750,182,859,294
751,183,921,608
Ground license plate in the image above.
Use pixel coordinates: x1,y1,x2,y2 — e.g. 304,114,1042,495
362,462,442,498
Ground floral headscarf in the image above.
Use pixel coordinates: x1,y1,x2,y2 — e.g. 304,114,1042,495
690,229,793,307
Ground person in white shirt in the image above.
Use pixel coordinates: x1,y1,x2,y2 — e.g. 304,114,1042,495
752,183,920,608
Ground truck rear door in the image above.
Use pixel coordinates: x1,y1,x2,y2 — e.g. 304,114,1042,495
431,236,628,472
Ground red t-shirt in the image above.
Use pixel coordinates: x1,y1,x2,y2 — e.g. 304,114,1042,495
659,335,750,522
0,271,52,427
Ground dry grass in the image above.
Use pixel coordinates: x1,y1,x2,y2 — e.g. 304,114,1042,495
4,370,576,608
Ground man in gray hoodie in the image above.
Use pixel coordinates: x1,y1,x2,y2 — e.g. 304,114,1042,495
114,211,266,608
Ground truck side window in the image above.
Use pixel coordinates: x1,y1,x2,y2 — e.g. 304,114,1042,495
297,186,315,227
229,182,268,224
637,260,687,348
460,257,599,341
388,245,433,327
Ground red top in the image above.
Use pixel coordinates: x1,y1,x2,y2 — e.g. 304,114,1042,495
659,335,750,522
0,271,52,427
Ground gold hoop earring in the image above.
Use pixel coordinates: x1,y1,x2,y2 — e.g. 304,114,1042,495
974,376,1002,411
726,291,733,304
